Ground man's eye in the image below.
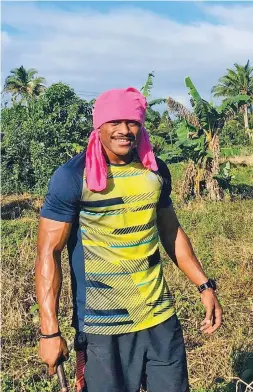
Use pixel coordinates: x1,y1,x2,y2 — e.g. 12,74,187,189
128,121,138,127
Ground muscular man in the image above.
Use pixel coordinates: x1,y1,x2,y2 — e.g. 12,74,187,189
36,87,222,392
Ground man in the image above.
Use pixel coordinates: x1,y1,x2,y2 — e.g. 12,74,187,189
36,87,222,392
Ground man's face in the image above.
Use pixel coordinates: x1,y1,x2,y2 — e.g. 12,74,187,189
99,120,142,158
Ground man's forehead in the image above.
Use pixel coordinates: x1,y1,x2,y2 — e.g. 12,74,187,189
101,119,142,126
93,87,146,130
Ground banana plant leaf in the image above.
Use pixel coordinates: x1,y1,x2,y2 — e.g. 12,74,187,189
141,72,155,98
185,77,202,103
148,98,167,107
217,94,250,113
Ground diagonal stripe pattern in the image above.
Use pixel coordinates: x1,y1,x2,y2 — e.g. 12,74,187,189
80,154,175,334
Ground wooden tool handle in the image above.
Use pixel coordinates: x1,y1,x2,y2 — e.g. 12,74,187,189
57,363,68,392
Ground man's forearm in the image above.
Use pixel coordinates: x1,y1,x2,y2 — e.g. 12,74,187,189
35,252,62,334
157,207,222,334
160,226,208,286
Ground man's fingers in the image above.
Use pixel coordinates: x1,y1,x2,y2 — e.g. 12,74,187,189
200,309,213,331
200,292,223,334
48,364,57,375
199,299,215,331
61,341,69,361
200,319,212,331
63,351,69,362
202,306,222,334
203,322,220,334
204,305,213,323
201,318,212,326
214,308,222,326
62,346,69,357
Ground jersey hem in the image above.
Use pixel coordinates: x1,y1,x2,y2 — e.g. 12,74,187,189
76,307,176,335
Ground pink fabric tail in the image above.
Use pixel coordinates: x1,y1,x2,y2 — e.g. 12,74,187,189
75,350,86,392
137,127,158,172
85,130,108,192
85,128,158,192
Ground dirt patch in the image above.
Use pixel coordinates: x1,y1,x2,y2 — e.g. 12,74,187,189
220,155,253,166
1,194,43,219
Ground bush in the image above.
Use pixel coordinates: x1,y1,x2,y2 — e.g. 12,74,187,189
1,105,35,193
220,119,250,147
1,83,93,195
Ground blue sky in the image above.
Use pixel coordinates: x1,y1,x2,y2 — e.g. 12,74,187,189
2,1,253,105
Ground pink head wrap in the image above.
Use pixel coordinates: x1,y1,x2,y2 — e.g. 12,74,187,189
86,87,158,191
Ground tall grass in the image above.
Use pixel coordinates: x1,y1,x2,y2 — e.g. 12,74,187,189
1,164,253,392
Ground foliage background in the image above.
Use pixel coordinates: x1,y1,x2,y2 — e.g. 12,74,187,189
1,83,93,195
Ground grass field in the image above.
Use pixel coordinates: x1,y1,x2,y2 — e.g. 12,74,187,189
1,162,253,392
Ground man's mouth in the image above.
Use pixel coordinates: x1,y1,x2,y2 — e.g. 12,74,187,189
112,137,134,145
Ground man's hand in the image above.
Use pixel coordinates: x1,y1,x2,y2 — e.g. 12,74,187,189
200,289,222,334
39,336,69,375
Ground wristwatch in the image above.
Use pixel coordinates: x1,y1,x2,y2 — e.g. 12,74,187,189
197,279,216,293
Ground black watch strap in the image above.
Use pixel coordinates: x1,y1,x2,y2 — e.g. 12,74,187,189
198,279,216,293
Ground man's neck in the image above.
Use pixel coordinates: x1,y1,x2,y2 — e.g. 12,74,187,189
103,148,133,165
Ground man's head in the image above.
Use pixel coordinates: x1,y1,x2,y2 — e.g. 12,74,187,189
99,120,141,159
93,87,147,161
86,87,157,191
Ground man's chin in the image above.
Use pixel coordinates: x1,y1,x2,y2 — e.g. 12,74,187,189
113,146,133,157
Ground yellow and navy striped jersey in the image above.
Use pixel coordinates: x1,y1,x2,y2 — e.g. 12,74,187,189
41,151,175,334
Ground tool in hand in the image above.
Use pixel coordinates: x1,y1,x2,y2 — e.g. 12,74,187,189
57,363,69,392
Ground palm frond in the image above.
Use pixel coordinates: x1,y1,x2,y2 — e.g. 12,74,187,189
27,68,39,81
3,66,47,101
212,60,253,99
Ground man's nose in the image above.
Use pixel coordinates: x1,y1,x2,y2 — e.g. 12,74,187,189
119,121,130,134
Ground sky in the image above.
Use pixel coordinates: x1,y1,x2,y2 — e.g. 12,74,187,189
1,1,253,106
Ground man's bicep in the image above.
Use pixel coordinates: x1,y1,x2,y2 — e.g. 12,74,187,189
157,204,180,235
37,217,72,254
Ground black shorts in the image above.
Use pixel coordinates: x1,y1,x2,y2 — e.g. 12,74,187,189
75,314,189,392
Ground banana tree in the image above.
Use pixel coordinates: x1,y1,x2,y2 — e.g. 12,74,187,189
140,72,180,161
140,72,167,132
167,77,250,201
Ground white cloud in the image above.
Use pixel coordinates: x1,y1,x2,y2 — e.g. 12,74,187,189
203,4,253,29
1,31,11,46
1,2,253,106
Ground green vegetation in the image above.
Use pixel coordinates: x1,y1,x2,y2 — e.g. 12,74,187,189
3,65,46,104
1,63,253,391
1,63,252,200
167,77,249,201
212,60,253,135
1,164,253,392
1,83,93,195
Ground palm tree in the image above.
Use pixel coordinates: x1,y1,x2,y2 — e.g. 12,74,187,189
211,60,253,131
167,77,249,201
3,66,46,103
